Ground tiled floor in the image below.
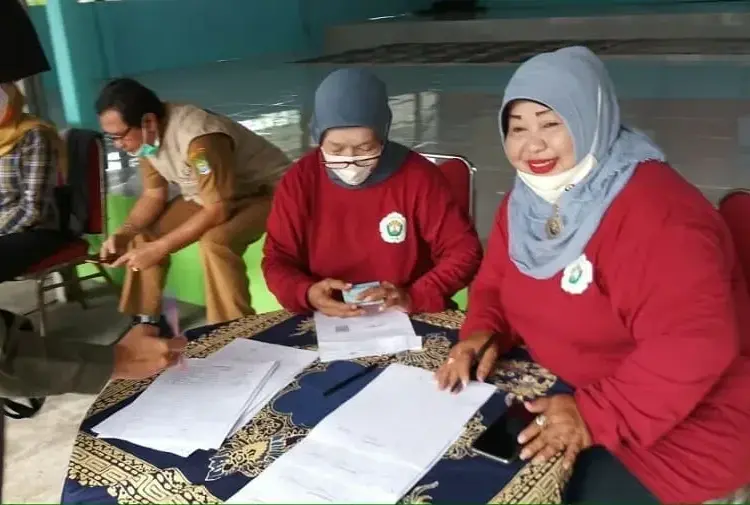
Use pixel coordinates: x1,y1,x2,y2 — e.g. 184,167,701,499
297,39,750,64
6,10,750,502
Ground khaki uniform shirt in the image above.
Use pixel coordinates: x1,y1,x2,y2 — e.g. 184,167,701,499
140,104,290,206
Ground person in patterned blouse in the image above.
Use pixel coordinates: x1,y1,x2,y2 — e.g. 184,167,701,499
0,82,68,282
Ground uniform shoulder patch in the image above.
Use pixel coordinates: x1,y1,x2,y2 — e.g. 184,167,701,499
190,148,211,175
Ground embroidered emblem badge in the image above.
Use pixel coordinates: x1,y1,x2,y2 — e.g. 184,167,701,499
561,254,593,295
379,212,407,244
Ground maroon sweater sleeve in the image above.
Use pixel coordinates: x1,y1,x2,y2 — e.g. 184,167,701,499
459,198,514,345
575,216,740,452
261,162,319,313
407,167,483,313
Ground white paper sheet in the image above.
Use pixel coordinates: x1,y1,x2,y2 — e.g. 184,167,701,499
93,358,278,456
204,339,318,435
227,364,495,504
314,310,422,362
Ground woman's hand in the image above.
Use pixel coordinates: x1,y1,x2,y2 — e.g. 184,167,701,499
307,278,365,318
434,331,499,392
358,281,411,312
517,395,592,470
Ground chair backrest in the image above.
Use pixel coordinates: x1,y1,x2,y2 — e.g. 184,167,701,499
63,129,107,235
419,153,476,220
718,189,750,292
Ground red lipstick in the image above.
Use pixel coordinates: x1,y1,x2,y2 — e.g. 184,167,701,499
526,158,558,175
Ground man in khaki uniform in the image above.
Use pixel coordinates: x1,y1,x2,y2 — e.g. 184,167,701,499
96,79,290,324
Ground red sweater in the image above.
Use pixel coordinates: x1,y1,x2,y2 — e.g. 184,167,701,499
462,161,750,503
262,149,482,314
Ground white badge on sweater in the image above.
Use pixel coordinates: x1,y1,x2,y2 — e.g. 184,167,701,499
561,254,593,295
379,212,407,244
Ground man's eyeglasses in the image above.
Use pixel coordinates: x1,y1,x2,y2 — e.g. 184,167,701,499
321,155,381,170
104,126,132,142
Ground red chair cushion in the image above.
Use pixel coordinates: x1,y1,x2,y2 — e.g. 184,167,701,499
23,238,90,274
719,191,750,292
437,159,472,218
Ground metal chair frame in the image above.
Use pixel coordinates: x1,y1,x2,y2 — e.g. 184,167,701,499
17,132,115,336
419,152,478,221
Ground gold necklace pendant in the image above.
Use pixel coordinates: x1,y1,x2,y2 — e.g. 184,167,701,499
545,205,563,239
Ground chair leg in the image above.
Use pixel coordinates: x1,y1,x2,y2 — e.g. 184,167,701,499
96,263,117,292
59,266,86,310
37,278,47,338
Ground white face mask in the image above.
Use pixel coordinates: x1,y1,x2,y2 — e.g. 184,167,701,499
517,154,597,204
322,151,377,186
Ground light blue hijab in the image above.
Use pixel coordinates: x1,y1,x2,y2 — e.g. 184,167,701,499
310,68,409,189
501,46,665,279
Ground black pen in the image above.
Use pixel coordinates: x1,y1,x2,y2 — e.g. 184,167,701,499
469,335,496,382
323,364,379,397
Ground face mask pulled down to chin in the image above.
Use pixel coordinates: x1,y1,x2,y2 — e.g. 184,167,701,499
127,130,160,158
322,151,376,186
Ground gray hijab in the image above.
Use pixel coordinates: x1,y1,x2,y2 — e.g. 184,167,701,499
501,46,665,279
310,68,409,189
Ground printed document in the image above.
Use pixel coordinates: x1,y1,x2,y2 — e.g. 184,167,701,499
205,339,318,435
93,358,278,456
227,364,494,504
314,310,422,362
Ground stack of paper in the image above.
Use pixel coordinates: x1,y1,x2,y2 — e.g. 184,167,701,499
227,364,495,504
314,310,422,362
208,339,318,436
93,340,318,456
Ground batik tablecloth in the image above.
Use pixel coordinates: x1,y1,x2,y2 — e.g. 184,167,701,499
62,310,571,504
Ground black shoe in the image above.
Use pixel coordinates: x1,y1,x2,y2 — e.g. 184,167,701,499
4,398,45,419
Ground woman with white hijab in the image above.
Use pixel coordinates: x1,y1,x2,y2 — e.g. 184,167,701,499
436,46,750,504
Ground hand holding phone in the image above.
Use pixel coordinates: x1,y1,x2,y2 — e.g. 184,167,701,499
343,282,385,308
472,401,536,464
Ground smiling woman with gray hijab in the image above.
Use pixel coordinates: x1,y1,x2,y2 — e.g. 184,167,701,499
262,68,482,317
436,47,750,504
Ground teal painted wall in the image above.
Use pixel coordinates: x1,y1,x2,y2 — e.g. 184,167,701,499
30,0,429,90
27,6,58,91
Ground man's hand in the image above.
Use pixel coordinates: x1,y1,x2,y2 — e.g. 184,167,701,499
112,324,187,380
111,240,170,271
99,233,133,263
307,279,365,318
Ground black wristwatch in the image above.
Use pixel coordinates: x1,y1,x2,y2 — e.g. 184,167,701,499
135,314,161,326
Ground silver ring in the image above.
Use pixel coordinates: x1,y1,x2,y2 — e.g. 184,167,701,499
131,267,139,272
535,414,547,428
447,357,456,365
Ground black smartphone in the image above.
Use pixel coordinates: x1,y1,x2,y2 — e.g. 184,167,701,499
472,401,536,464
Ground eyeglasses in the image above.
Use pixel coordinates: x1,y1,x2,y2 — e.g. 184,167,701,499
320,155,381,170
104,126,132,142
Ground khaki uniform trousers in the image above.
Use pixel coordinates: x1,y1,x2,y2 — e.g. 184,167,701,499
118,195,271,324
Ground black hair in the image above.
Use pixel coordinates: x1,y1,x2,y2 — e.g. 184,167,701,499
95,78,166,127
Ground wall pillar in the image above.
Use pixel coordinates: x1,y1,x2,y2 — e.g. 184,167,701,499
45,0,105,129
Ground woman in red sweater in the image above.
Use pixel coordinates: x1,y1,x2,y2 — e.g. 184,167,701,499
436,46,750,503
262,69,482,317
